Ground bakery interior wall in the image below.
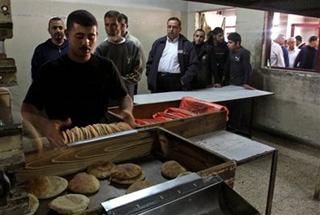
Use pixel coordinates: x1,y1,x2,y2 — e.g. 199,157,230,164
7,0,320,147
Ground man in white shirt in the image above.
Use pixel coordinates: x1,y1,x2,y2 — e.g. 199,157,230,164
270,40,285,67
146,17,199,93
287,37,300,68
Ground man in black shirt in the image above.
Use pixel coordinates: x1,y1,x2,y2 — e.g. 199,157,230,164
223,32,254,137
192,29,216,88
22,10,135,147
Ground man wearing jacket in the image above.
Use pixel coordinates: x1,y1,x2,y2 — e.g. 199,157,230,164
146,17,199,93
31,17,69,81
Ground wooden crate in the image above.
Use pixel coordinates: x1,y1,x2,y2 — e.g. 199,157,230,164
17,127,235,213
109,100,227,138
0,58,17,87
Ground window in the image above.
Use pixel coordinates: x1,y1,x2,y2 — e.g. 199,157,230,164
196,8,236,40
265,11,320,72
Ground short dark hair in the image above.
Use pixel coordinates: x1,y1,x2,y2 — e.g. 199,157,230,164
49,16,63,23
227,32,242,44
309,35,318,43
104,10,122,22
66,10,97,30
119,13,128,25
295,35,302,42
212,27,224,35
194,28,205,34
167,17,181,27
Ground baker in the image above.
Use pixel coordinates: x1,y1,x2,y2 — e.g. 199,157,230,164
21,10,135,147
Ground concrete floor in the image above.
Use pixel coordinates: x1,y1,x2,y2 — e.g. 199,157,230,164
233,131,320,215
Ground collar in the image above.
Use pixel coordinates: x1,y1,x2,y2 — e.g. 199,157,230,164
107,36,126,44
167,36,179,43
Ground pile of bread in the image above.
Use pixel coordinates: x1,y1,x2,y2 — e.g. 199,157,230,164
62,122,132,144
24,159,188,214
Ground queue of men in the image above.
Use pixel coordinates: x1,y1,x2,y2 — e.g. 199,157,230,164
271,34,319,69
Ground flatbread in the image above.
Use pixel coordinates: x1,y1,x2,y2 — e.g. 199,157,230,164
161,160,187,179
25,193,39,215
25,176,68,199
87,161,116,179
68,172,100,194
127,180,154,193
111,172,145,185
110,163,142,180
49,194,89,215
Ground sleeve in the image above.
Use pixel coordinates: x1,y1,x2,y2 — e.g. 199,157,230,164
294,50,302,68
180,43,200,90
107,61,128,100
242,50,252,84
125,43,141,83
31,47,41,81
277,46,285,67
23,66,46,110
222,54,230,86
146,41,157,77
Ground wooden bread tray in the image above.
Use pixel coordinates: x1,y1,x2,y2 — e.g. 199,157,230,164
17,127,236,214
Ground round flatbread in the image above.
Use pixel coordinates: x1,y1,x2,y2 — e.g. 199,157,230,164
161,160,187,179
111,163,142,180
25,176,68,199
49,194,89,215
69,172,100,194
111,172,145,185
87,161,116,179
25,193,39,215
127,180,154,193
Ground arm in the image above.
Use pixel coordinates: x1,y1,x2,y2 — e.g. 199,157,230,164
180,44,200,90
118,95,136,128
294,50,302,68
21,103,71,147
31,48,41,81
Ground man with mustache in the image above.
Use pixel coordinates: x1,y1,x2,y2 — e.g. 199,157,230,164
31,17,69,81
146,17,199,93
22,10,135,147
95,10,140,99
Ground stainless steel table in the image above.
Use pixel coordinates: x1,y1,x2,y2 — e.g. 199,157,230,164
190,130,278,215
134,85,273,105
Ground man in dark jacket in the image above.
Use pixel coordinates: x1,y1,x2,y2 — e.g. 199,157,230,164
31,17,69,81
192,29,216,88
146,17,199,93
294,36,318,70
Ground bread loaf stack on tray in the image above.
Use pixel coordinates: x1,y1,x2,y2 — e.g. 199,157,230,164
62,122,132,144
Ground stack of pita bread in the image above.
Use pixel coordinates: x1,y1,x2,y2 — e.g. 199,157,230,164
161,160,187,179
62,122,132,144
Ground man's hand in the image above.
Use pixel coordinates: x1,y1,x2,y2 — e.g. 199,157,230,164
243,84,255,90
119,110,137,128
43,118,72,147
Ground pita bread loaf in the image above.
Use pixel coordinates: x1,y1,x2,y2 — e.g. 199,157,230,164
68,172,100,194
49,194,89,215
161,160,187,179
25,193,39,215
127,180,154,193
87,161,116,179
111,163,144,185
25,176,68,199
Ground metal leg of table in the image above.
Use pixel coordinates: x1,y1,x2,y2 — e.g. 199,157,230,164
265,150,278,215
313,165,320,200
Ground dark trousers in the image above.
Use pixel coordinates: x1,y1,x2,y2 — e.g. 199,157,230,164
155,72,182,93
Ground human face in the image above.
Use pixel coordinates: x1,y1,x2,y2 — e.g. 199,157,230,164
119,19,128,37
167,20,181,40
227,40,240,51
193,30,205,45
215,33,225,43
48,20,65,45
66,23,97,62
309,39,319,48
287,38,296,50
104,16,121,37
